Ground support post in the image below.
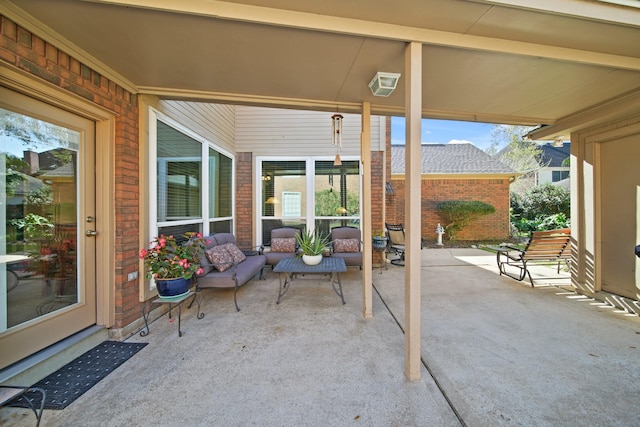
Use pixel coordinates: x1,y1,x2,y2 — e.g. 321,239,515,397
361,102,373,318
404,41,422,381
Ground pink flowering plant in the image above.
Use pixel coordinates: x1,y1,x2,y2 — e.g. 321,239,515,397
139,232,207,280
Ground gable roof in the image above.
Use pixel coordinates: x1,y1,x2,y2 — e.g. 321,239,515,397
391,143,514,175
540,142,570,167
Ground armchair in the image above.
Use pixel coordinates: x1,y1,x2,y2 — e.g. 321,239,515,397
330,226,362,269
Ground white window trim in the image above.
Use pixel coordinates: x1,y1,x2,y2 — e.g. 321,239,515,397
145,108,235,297
255,155,361,245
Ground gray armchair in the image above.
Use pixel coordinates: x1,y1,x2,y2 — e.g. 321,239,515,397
262,227,301,268
330,226,362,269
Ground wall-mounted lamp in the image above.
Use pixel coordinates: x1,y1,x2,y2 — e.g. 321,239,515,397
332,113,343,165
368,72,401,97
552,136,565,147
265,196,280,204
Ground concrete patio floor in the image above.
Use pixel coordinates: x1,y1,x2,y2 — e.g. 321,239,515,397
3,248,640,426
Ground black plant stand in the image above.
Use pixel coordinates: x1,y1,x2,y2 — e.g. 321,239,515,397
140,291,203,337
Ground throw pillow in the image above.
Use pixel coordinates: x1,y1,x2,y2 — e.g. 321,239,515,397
333,238,360,253
221,242,247,264
206,245,234,272
271,237,296,253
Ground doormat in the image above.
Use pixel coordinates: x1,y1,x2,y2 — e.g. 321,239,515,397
6,341,147,410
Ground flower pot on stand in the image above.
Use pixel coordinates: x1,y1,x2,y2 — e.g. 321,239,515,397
155,277,191,299
302,254,323,266
372,236,388,251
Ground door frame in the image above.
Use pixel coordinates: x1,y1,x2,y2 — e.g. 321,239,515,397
0,62,115,329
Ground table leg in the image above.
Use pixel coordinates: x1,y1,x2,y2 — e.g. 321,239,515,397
177,302,183,337
276,272,292,304
331,272,345,304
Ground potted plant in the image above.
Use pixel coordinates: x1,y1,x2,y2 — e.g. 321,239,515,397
295,228,328,265
372,229,388,251
139,232,207,298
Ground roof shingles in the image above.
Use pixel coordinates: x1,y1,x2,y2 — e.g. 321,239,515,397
391,143,514,174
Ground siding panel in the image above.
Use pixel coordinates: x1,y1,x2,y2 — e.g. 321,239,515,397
235,105,384,155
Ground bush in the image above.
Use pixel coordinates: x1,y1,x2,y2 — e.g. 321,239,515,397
437,200,495,241
510,184,571,234
516,183,570,220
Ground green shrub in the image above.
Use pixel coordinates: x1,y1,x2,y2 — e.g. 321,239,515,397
510,184,571,234
437,200,495,240
517,183,570,220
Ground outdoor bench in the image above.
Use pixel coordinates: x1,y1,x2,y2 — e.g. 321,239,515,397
492,228,571,286
196,233,266,311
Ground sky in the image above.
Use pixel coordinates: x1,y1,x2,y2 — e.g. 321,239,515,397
391,117,499,151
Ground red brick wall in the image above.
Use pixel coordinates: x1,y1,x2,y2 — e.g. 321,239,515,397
383,118,510,242
235,152,254,247
371,151,385,264
1,15,140,328
388,177,511,242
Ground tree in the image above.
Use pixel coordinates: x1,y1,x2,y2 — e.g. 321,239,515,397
488,125,545,194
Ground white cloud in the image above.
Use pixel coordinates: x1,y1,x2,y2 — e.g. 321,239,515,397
447,139,473,144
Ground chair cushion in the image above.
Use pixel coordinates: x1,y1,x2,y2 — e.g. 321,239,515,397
206,245,234,272
387,229,405,245
333,238,360,253
271,237,296,253
221,242,247,264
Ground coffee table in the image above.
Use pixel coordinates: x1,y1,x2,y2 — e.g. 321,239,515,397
273,257,347,304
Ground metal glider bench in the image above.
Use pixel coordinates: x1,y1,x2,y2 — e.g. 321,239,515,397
494,228,571,286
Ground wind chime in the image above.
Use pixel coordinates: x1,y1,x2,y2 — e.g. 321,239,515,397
331,113,343,166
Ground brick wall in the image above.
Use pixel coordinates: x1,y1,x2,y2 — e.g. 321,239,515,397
235,152,253,247
383,117,510,242
371,151,385,265
1,15,140,328
388,177,510,242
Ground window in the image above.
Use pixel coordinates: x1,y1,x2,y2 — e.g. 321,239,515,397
552,170,569,182
157,121,201,222
314,160,360,237
258,158,360,244
151,113,233,241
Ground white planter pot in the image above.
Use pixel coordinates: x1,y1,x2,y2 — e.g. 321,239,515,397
302,254,323,266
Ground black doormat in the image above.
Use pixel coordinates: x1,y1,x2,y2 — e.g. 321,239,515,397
7,341,147,410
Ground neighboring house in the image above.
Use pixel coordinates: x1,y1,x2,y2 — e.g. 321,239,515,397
387,143,515,241
537,142,570,186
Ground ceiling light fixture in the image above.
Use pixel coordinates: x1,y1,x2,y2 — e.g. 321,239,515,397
368,72,401,97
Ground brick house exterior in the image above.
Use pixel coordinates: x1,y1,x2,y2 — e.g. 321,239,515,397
0,15,142,331
386,144,514,242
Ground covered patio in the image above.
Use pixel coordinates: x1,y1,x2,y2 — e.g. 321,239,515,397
1,0,639,395
4,248,638,426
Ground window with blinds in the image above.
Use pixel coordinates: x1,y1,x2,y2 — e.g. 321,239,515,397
155,119,233,238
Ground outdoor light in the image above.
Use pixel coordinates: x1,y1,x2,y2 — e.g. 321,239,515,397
332,113,343,165
368,72,401,97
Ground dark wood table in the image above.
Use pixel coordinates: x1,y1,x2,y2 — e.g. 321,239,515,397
273,257,347,304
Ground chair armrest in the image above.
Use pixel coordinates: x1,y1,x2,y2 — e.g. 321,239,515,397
239,245,262,257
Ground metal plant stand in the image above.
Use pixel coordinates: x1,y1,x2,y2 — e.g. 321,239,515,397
140,291,203,337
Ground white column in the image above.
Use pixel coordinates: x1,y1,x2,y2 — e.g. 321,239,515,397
404,41,422,381
361,102,373,318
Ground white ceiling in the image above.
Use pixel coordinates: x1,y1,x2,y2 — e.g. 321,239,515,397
5,0,640,137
